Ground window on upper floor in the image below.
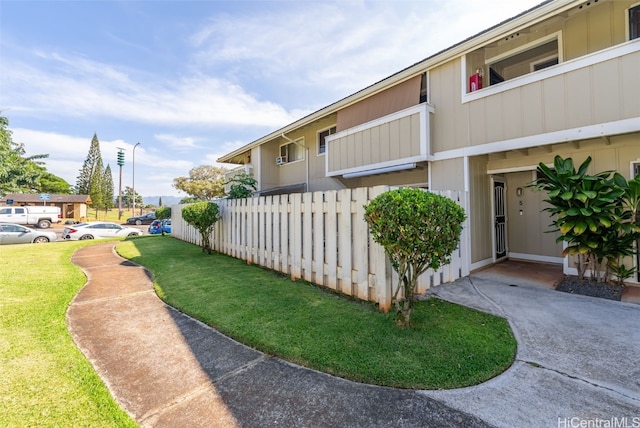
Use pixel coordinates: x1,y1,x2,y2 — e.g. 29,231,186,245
317,126,336,155
419,72,428,103
487,36,559,86
465,32,561,93
279,139,304,165
630,4,640,40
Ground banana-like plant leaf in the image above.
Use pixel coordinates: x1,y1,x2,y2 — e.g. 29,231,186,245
573,221,587,235
579,207,592,216
561,191,574,200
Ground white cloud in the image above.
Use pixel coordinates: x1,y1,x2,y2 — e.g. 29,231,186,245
190,0,542,94
2,55,300,128
154,134,202,150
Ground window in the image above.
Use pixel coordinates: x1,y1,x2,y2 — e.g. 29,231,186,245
419,72,428,103
279,139,305,164
532,56,559,72
317,126,336,155
488,38,559,85
630,4,640,40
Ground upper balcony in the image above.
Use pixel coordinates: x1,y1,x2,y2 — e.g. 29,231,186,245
456,40,640,150
325,103,434,178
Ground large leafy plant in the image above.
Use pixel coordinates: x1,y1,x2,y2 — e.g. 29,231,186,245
532,155,640,284
364,188,466,326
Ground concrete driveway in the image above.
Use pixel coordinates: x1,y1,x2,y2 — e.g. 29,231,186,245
423,272,640,428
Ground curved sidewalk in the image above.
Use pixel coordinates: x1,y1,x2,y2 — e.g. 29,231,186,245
67,242,487,428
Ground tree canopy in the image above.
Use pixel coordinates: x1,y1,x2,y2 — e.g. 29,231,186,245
173,165,227,201
0,115,59,195
225,172,257,199
76,133,117,216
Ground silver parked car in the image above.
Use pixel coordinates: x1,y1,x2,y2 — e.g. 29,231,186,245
0,222,58,244
62,222,143,240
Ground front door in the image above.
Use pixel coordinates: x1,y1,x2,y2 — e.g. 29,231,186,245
494,180,507,260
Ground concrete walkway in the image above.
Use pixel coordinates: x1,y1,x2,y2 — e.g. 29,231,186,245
67,242,640,427
67,242,487,428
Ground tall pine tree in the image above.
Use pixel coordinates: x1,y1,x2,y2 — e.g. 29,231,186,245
103,164,115,212
76,133,106,217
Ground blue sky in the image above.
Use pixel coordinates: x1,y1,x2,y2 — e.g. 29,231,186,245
0,0,542,197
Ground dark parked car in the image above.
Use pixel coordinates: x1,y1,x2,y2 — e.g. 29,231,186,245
148,219,171,235
126,212,156,225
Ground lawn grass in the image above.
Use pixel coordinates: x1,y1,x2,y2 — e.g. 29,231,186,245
0,241,137,428
118,237,517,389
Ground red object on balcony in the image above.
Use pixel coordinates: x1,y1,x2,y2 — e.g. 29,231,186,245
469,72,483,92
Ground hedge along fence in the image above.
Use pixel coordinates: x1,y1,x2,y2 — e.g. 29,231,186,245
171,186,469,312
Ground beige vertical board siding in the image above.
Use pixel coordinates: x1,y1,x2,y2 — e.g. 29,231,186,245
354,132,364,167
409,114,421,156
401,116,412,157
468,98,487,146
521,82,543,136
542,75,566,132
302,192,313,282
430,158,465,191
379,123,390,161
592,59,620,123
621,53,640,118
370,126,381,164
362,128,372,166
469,156,493,264
567,68,592,128
312,191,325,285
502,88,523,141
587,1,612,53
325,191,338,290
172,187,467,311
389,120,400,160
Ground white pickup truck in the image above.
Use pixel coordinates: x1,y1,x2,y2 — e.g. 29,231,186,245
0,206,62,228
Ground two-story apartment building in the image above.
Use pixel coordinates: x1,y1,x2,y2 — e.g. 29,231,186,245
219,0,640,279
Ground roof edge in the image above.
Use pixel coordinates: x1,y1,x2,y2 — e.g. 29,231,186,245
218,0,579,163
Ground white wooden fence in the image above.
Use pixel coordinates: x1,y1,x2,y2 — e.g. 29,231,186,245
171,186,469,311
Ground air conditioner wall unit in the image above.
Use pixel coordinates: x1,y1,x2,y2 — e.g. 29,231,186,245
276,156,287,165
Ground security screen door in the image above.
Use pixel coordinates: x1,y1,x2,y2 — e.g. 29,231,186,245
494,180,507,260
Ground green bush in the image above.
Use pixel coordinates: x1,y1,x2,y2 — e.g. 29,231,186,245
364,188,466,325
181,202,220,254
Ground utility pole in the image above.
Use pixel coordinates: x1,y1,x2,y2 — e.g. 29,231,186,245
132,142,140,215
117,148,125,220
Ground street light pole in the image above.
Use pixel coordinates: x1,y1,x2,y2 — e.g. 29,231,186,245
132,142,140,215
117,147,125,220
